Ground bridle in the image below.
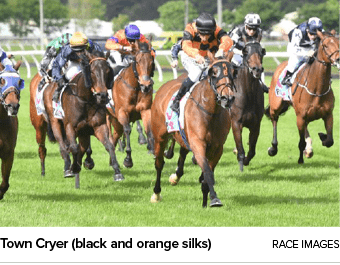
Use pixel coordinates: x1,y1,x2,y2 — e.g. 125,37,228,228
314,35,340,68
242,42,265,78
0,86,20,107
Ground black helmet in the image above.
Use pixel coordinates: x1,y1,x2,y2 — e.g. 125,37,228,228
196,13,216,34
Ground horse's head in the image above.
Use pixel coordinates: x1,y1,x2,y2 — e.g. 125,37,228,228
80,50,111,105
207,52,237,109
0,62,24,116
316,30,340,70
130,41,154,93
242,37,266,78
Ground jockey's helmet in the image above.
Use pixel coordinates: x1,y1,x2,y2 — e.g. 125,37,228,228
125,24,141,40
307,17,323,35
70,32,88,51
244,13,261,29
196,13,216,35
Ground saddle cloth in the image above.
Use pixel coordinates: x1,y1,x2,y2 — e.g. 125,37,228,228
275,63,306,101
165,82,200,150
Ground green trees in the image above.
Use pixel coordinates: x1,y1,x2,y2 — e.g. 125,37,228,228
157,1,198,31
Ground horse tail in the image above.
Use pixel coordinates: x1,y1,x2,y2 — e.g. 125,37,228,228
46,121,56,143
265,104,290,118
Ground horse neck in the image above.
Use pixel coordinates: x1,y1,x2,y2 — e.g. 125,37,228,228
122,65,139,87
309,52,332,91
0,104,9,120
193,80,221,115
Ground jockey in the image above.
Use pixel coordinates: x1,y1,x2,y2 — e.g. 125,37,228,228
38,33,73,91
229,13,268,93
281,17,323,86
105,24,156,77
51,31,102,102
0,48,13,67
170,38,182,68
170,12,233,114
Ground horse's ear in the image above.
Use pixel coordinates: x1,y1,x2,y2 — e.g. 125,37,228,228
317,30,324,40
105,51,110,60
207,50,215,65
232,64,239,79
225,50,234,62
0,63,4,72
255,31,262,42
262,48,266,56
330,29,336,36
14,61,22,71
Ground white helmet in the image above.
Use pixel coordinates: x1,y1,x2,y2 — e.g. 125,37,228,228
244,13,261,28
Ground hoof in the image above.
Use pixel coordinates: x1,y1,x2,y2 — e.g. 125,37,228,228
123,158,133,168
192,155,197,165
64,170,74,178
318,132,327,142
164,150,174,159
83,160,95,170
150,193,162,203
233,148,238,155
210,198,223,207
169,173,179,186
138,135,147,145
268,146,277,156
114,173,125,181
304,149,314,159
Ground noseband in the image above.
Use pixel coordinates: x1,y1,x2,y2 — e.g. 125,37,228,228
0,86,20,107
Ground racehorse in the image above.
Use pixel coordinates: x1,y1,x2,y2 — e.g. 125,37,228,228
150,53,237,207
107,41,154,168
43,49,123,183
266,30,339,164
30,72,95,177
0,61,23,200
228,41,266,171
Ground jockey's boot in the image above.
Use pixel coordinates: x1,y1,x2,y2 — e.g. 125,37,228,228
37,78,46,92
52,78,66,103
281,70,293,87
170,77,194,114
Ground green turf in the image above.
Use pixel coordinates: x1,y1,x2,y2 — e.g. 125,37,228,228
0,65,338,227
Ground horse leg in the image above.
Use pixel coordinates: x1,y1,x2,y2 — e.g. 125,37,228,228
94,124,124,181
150,135,167,203
164,137,175,159
244,124,261,166
140,109,154,153
83,144,95,170
192,143,222,207
36,123,47,177
231,120,245,172
107,114,125,153
136,120,147,145
122,123,133,168
50,120,72,177
169,146,189,186
0,154,14,200
65,124,81,174
318,113,334,148
296,116,307,164
268,117,279,157
304,128,313,158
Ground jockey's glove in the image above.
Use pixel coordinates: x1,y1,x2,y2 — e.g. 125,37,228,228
171,60,178,68
307,50,315,57
57,76,67,88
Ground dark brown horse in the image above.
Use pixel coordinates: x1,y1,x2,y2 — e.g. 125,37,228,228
228,41,266,171
0,61,23,200
266,30,339,164
30,71,94,177
107,41,154,168
43,49,123,184
150,54,237,207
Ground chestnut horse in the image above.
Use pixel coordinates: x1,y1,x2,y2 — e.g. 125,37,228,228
30,72,95,177
0,61,24,200
228,41,266,171
266,30,339,164
107,41,154,168
150,55,237,207
43,50,123,184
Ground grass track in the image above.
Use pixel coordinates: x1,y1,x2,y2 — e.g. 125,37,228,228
0,67,338,227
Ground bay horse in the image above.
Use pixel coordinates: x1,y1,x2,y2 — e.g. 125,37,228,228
30,72,95,177
107,41,154,168
228,41,266,171
0,61,24,200
150,53,237,207
266,30,339,164
43,49,123,183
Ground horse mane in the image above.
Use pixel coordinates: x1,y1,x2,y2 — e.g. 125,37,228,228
79,51,92,89
138,42,150,52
